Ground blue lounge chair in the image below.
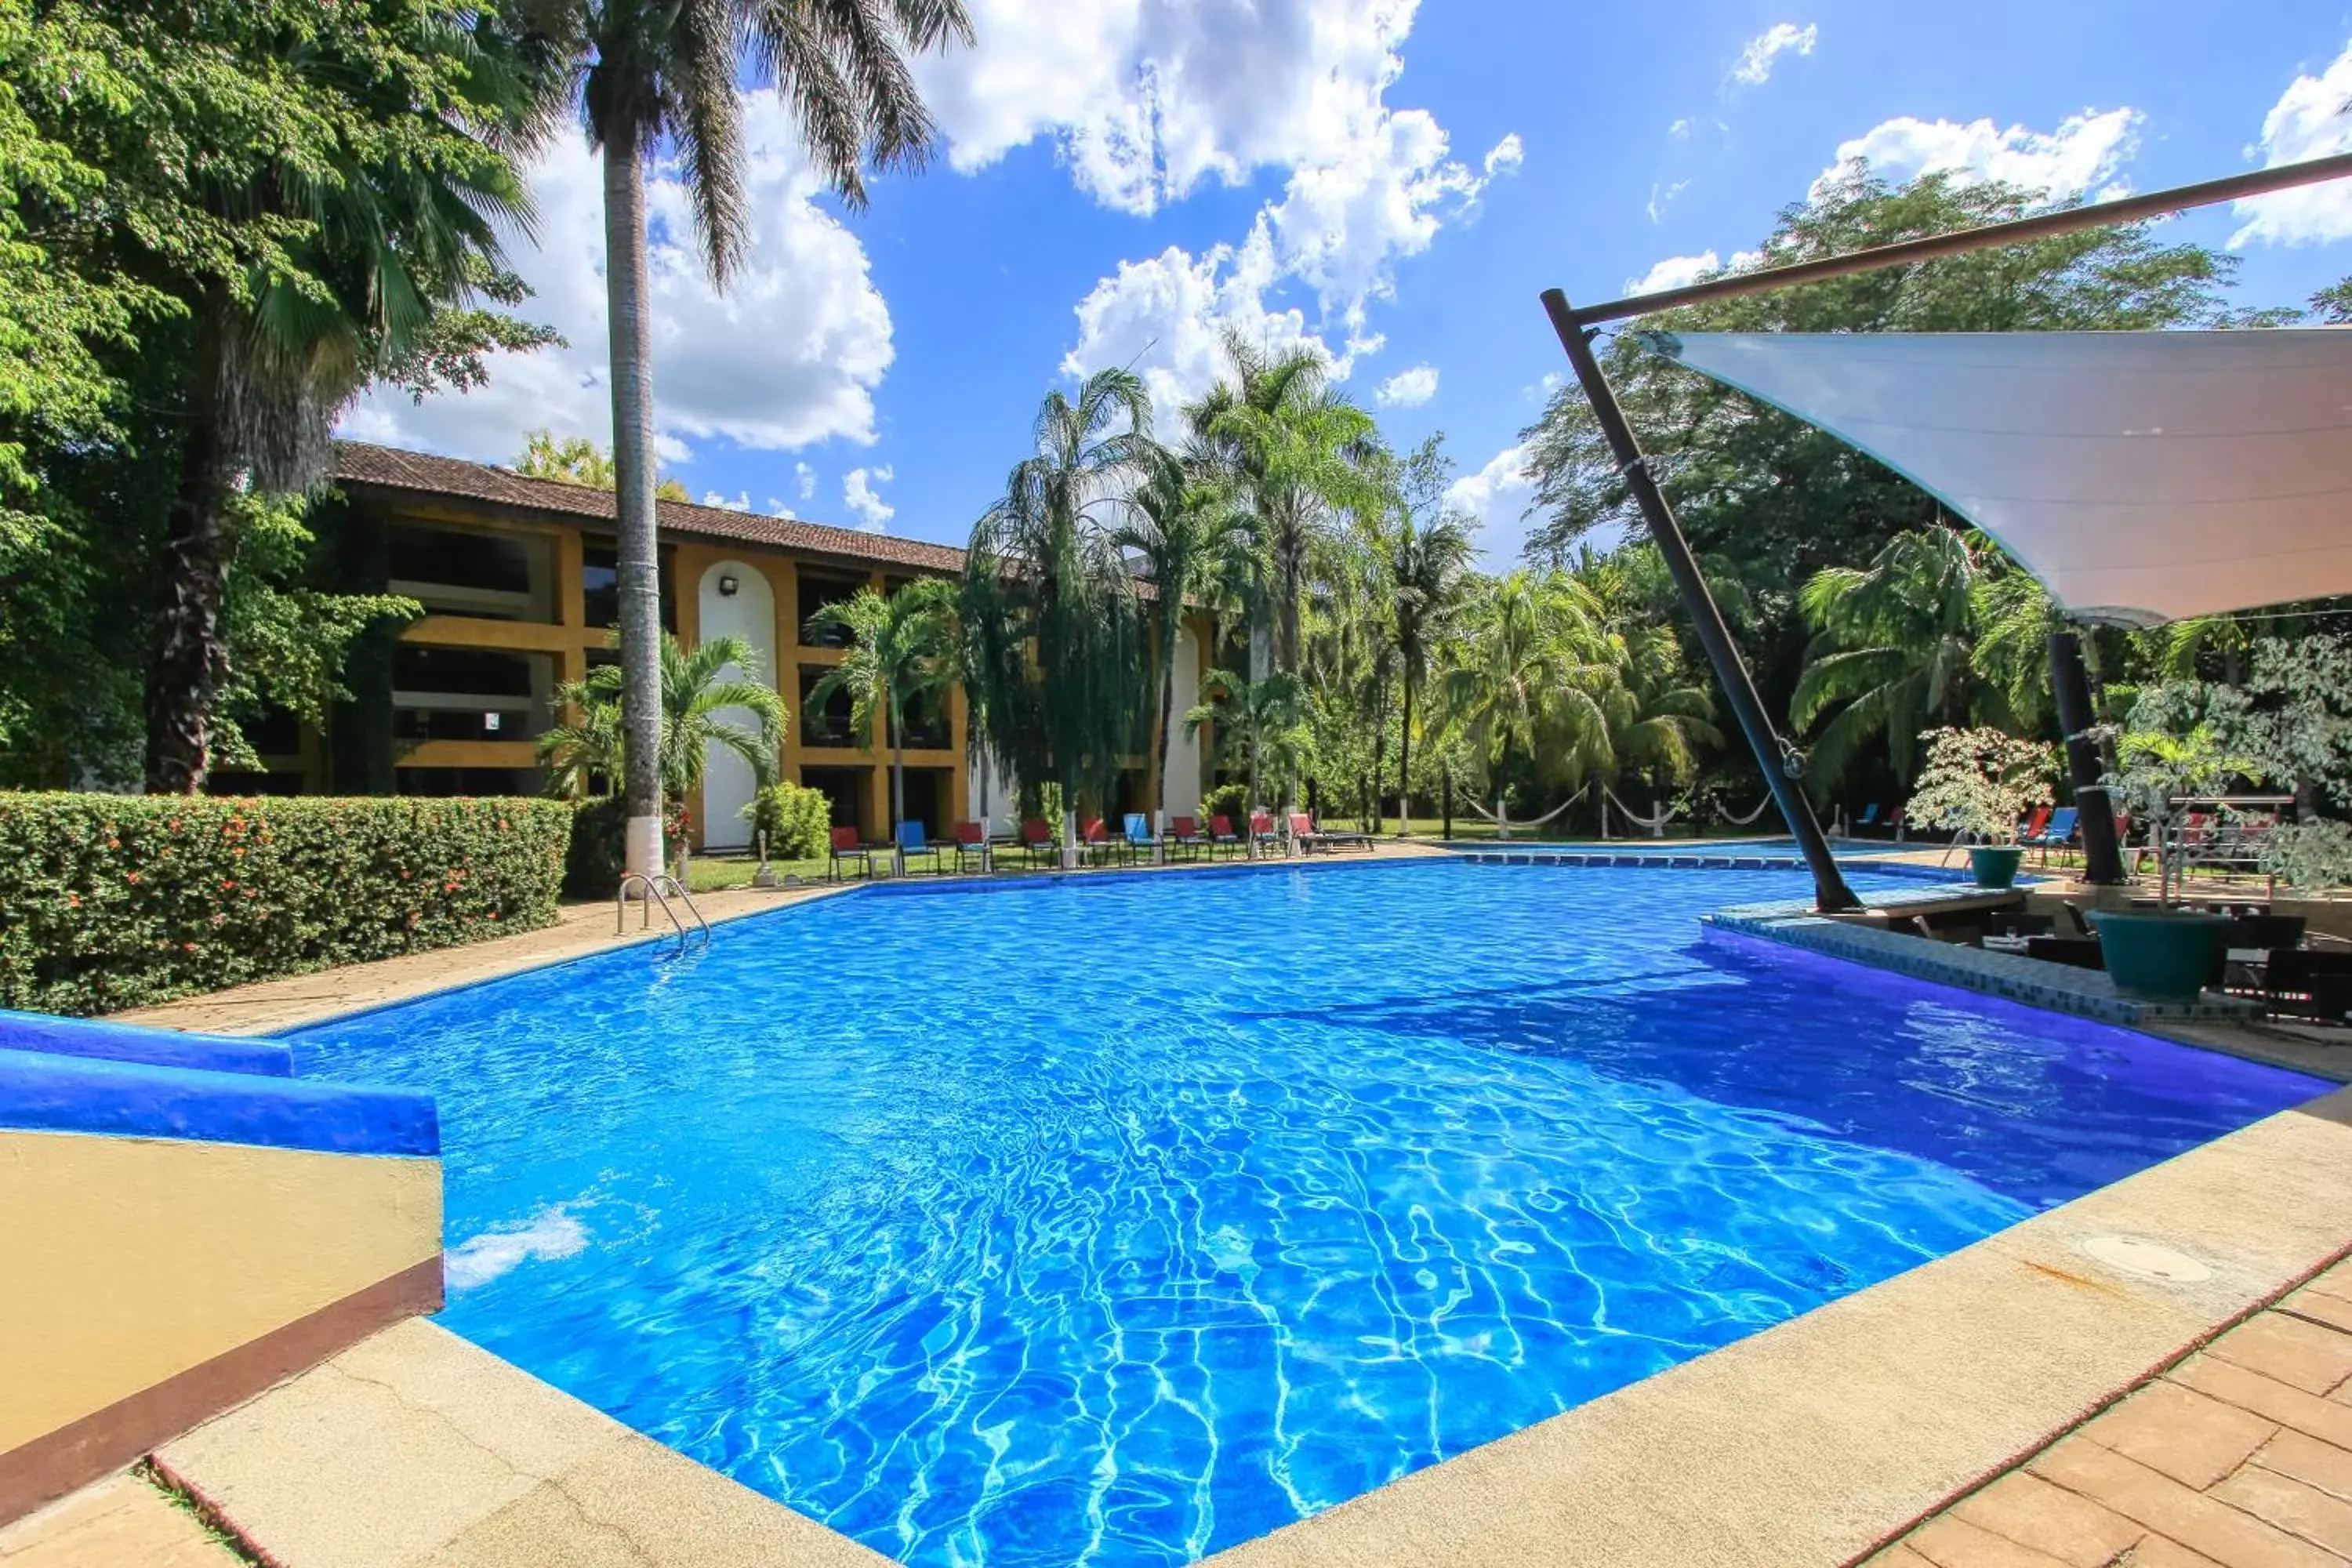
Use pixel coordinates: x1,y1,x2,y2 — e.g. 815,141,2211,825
1857,802,1882,828
2026,806,2078,865
1123,813,1157,862
895,820,948,875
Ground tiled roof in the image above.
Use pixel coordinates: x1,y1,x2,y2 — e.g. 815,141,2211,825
332,441,967,575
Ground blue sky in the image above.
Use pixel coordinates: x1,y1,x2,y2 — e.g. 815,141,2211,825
343,1,2352,564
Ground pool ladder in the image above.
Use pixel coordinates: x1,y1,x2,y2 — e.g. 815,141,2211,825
615,873,711,948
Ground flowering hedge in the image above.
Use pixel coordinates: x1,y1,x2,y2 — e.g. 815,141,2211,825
0,794,572,1015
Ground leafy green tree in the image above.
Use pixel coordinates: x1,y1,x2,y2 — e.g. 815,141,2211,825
1790,524,1983,797
1441,570,1615,821
1111,451,1249,812
804,577,959,833
1184,668,1309,859
1185,334,1379,677
517,0,971,877
966,368,1155,860
538,632,786,807
515,430,688,500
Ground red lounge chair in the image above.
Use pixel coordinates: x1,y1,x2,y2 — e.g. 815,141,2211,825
1168,815,1206,860
2016,805,2052,843
1208,815,1242,858
1292,811,1374,855
1020,817,1055,868
1250,811,1281,855
827,825,873,882
1081,816,1120,866
952,820,992,873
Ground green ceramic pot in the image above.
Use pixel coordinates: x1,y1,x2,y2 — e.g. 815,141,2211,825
2090,909,2227,1002
1969,846,2025,890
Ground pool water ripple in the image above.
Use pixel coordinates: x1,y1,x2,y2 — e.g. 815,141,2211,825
292,859,2325,1568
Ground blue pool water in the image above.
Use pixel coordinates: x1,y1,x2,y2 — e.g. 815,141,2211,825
292,859,2324,1568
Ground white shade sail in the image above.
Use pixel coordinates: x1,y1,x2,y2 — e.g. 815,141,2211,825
1644,328,2352,626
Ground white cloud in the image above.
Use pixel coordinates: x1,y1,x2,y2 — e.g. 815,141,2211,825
1484,132,1525,176
1445,441,1535,560
2230,38,2352,247
843,466,895,531
1375,364,1439,407
701,490,753,511
1817,107,2141,201
1668,117,1696,140
765,498,797,519
1625,251,1721,295
794,460,817,500
340,95,893,470
1646,179,1690,223
1728,23,1817,89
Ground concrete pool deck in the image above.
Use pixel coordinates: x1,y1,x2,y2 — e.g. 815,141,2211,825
60,843,2352,1566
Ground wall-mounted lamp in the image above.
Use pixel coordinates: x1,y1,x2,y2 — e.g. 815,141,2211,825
717,572,740,597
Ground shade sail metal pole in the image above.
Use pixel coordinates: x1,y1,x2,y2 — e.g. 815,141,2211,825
1561,152,2352,328
1541,289,1860,913
2049,630,2125,885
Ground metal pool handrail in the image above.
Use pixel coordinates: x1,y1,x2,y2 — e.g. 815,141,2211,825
615,873,710,947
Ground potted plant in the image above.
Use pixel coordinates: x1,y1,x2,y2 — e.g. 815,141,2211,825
2092,709,2256,1001
1905,727,2056,891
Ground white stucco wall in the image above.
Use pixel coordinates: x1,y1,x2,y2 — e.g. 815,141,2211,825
1161,619,1205,819
695,561,776,850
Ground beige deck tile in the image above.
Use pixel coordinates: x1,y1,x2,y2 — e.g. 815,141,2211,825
2023,1435,2338,1568
2281,1290,2352,1338
332,1320,619,1481
2209,1465,2352,1558
2172,1356,2352,1452
0,1475,235,1568
2116,1536,2227,1567
421,1483,648,1568
2081,1381,2280,1490
549,1430,892,1568
2254,1429,2352,1506
1950,1471,2147,1565
2208,1316,2352,1399
2308,1259,2352,1304
1872,1548,1945,1567
1906,1512,2081,1566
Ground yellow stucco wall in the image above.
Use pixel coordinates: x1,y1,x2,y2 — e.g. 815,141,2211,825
0,1131,441,1453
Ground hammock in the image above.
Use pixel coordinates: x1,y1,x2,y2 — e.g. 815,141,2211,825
1603,786,1678,839
1719,793,1780,827
1465,785,1586,840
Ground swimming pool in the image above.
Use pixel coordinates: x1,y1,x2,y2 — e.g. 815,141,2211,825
292,858,2325,1568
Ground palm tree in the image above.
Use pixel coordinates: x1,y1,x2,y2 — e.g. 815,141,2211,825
1791,524,1981,797
1597,623,1721,818
516,0,972,877
147,5,554,791
1441,571,1616,826
1184,669,1309,860
966,368,1156,865
1185,335,1378,677
804,577,958,845
1368,477,1475,833
538,633,786,811
1112,452,1250,815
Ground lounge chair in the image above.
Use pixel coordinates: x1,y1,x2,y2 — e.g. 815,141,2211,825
1290,811,1374,855
1857,802,1882,829
1249,811,1282,856
895,820,947,875
1167,815,1207,860
1123,812,1158,862
827,825,874,882
952,820,993,874
1081,816,1120,866
1019,817,1057,868
1207,814,1242,858
2026,806,2079,864
2015,805,2053,844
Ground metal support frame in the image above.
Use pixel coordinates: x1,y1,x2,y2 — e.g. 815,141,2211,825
2049,630,2124,884
1541,289,1860,913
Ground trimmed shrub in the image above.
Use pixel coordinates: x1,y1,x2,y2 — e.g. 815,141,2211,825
0,793,572,1016
564,796,626,899
1202,781,1250,824
743,781,830,861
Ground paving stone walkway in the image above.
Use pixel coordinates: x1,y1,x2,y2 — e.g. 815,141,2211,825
0,1473,235,1567
1869,1257,2352,1566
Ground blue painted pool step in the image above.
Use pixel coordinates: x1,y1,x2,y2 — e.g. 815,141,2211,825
0,1007,437,1157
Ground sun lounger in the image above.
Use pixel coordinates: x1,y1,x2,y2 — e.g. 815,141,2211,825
1019,817,1057,867
1081,817,1120,866
828,826,874,881
1167,815,1206,861
1123,813,1157,862
1250,811,1282,855
1289,811,1374,855
1207,815,1242,858
952,820,993,873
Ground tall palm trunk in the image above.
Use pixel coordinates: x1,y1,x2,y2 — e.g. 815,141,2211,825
604,120,664,881
1156,652,1178,818
1396,680,1414,837
147,307,235,793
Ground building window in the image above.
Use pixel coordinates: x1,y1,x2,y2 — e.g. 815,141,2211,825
887,693,950,752
388,524,555,622
392,645,554,742
798,666,859,749
797,572,865,647
581,543,676,633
